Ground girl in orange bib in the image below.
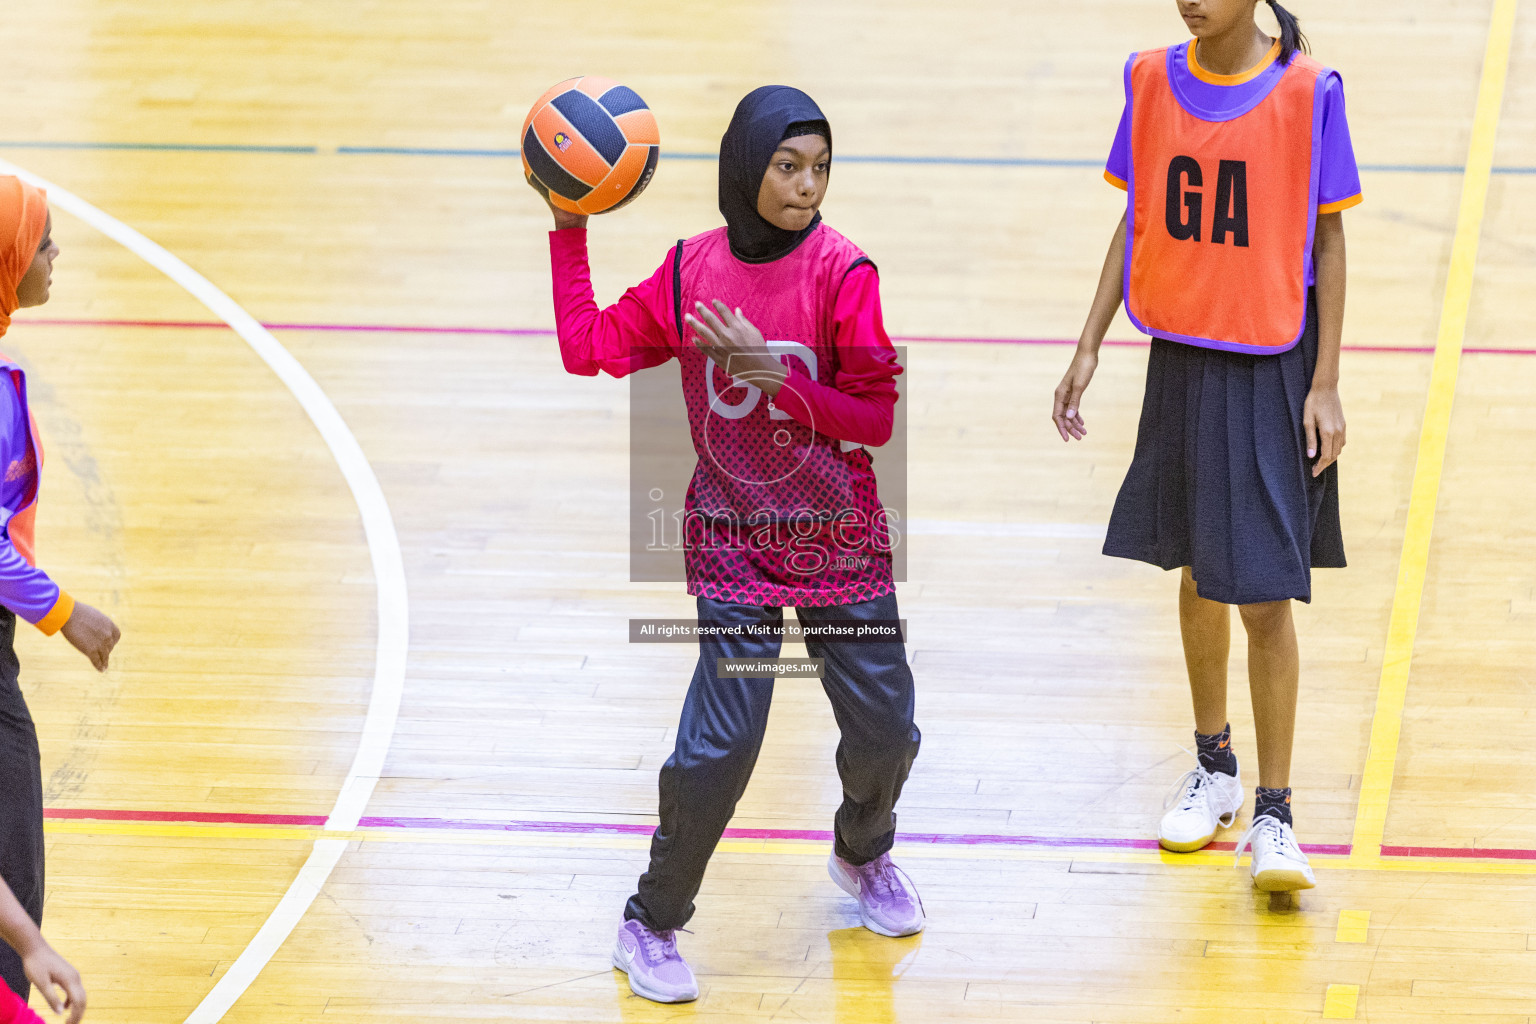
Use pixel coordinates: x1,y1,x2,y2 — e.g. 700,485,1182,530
1052,0,1360,891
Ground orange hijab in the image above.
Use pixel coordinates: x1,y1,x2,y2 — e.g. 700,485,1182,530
0,176,49,339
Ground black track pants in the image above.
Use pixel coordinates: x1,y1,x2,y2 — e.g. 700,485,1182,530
0,609,43,1000
625,593,920,931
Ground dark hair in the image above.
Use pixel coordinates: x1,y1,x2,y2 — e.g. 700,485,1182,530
782,119,830,145
1266,0,1310,65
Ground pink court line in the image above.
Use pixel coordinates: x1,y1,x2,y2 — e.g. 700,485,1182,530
44,807,327,826
360,818,1351,857
45,807,1362,856
22,316,1536,356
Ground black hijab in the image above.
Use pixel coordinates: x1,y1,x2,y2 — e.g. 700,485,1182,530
718,86,831,263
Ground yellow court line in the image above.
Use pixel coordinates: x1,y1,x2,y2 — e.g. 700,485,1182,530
43,820,1536,875
1323,984,1360,1020
1335,909,1370,943
1349,0,1520,866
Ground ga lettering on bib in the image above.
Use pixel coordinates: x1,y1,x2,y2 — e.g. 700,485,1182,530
1123,45,1329,354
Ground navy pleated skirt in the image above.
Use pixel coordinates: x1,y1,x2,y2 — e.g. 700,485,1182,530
1104,289,1345,605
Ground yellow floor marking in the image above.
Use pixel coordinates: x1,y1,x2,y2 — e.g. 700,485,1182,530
1349,0,1520,866
1323,984,1360,1019
1335,910,1371,943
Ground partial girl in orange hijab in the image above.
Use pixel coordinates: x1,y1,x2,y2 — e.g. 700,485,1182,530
0,175,121,1022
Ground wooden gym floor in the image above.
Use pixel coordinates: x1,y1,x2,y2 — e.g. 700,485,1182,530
2,0,1534,1020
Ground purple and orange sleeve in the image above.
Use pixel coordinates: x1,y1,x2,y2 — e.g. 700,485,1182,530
548,229,677,379
1317,74,1363,213
0,532,70,634
1104,105,1131,191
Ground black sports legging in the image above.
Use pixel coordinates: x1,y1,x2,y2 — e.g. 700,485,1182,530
625,593,920,932
0,608,44,1000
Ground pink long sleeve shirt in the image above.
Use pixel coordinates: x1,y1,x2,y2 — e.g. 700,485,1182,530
549,226,901,607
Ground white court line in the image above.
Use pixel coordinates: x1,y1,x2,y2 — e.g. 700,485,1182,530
0,158,410,1023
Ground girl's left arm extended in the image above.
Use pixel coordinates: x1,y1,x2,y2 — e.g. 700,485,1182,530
1053,211,1127,442
1307,212,1347,477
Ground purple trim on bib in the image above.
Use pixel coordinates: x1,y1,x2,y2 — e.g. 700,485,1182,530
1300,69,1327,315
1165,41,1288,122
1132,323,1304,356
1122,53,1141,348
1120,50,1326,355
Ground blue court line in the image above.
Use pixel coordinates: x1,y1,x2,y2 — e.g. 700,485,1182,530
5,140,1536,174
337,145,521,158
336,146,1103,167
0,140,317,154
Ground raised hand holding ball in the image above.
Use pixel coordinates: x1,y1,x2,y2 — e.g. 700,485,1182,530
523,76,659,220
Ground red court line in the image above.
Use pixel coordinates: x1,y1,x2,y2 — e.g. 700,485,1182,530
23,316,1536,356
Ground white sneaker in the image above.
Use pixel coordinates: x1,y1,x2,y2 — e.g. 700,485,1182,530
1235,815,1316,891
1158,765,1244,852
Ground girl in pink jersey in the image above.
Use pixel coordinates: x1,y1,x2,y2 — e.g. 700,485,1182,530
537,86,923,1004
1052,0,1358,892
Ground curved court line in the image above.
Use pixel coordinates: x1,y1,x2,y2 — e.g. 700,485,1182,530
0,157,410,1022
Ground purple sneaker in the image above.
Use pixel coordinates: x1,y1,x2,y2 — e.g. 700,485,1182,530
611,919,699,1004
828,852,925,937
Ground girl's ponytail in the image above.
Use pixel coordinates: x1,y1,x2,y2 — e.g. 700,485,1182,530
1266,0,1310,65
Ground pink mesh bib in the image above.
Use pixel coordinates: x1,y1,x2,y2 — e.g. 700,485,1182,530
675,224,870,525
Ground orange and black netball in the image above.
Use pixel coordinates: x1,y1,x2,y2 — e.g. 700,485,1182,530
521,76,660,215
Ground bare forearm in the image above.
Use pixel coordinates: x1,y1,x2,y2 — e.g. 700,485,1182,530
1078,213,1127,353
0,882,43,959
1312,212,1346,389
1303,212,1349,475
1053,213,1124,441
0,880,86,1021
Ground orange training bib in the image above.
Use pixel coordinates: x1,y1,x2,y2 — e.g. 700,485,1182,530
1124,45,1328,354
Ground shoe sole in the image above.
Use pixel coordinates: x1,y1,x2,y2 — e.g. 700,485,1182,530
1158,832,1217,853
1158,797,1242,853
611,941,699,1004
1251,867,1317,892
827,854,925,938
